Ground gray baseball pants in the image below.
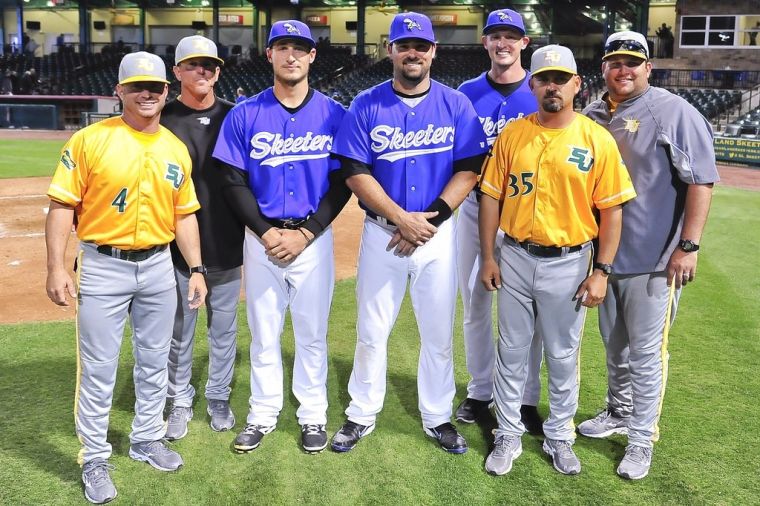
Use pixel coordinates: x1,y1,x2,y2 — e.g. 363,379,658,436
75,241,176,464
598,273,680,448
167,267,241,407
493,239,592,441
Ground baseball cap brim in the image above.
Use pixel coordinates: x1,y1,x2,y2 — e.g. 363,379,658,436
176,53,224,65
268,35,316,48
483,24,525,36
389,35,437,44
119,75,170,85
603,50,647,60
532,66,576,76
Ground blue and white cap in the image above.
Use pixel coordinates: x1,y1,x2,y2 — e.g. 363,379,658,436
268,20,316,48
483,9,526,36
388,12,436,44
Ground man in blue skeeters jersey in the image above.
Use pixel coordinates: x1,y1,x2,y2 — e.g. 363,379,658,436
455,8,544,434
330,11,488,455
212,20,350,454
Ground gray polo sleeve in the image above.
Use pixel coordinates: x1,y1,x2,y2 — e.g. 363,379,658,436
655,94,720,185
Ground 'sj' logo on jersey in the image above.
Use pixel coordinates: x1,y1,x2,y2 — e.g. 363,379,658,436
567,146,594,172
165,162,185,189
60,149,76,171
623,117,640,133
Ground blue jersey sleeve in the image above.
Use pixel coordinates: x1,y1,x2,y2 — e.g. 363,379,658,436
332,92,373,165
453,93,489,161
213,101,259,172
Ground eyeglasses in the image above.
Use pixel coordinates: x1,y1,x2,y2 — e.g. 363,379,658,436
123,81,166,94
604,39,648,58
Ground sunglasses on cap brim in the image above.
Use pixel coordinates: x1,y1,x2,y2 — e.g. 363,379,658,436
604,39,648,58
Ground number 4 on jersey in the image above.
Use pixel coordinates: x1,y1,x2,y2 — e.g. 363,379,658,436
112,188,128,213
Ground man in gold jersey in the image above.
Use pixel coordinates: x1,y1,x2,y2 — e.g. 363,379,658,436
45,51,207,505
478,45,636,477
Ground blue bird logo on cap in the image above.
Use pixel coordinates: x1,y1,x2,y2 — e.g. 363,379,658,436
284,23,301,35
497,11,513,22
404,17,422,31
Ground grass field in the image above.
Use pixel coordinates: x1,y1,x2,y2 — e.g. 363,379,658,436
0,139,65,178
0,185,758,505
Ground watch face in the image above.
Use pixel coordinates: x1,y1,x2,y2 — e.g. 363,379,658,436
680,240,698,252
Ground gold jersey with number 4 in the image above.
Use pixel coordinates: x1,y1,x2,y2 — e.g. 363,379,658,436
48,117,200,250
480,113,636,247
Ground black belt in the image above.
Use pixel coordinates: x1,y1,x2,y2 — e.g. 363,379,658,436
97,244,167,262
366,210,396,227
268,217,310,230
505,235,583,258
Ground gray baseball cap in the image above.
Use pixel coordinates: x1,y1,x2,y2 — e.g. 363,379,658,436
530,44,577,76
175,35,224,65
118,51,169,85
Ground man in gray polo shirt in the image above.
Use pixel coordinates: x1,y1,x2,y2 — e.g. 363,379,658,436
581,30,719,480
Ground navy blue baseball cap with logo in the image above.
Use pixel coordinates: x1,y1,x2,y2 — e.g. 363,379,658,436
483,9,526,36
268,20,316,48
388,12,436,44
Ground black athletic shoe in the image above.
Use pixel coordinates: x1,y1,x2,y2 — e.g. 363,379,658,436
424,422,468,454
331,420,375,452
301,424,328,453
455,398,491,424
520,405,544,436
233,424,275,453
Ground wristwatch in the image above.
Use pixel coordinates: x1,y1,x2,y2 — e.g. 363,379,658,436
593,262,613,276
189,265,207,276
678,239,700,252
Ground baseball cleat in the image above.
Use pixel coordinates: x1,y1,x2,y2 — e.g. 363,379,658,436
129,440,184,472
617,444,652,480
233,424,275,453
82,458,117,504
577,408,629,439
455,398,492,424
165,405,193,441
542,438,581,475
331,420,375,452
424,422,468,454
207,399,235,432
520,404,544,436
301,423,328,453
485,434,522,476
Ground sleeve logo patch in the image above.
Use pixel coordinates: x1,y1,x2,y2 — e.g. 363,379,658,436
60,149,76,171
567,146,594,173
165,162,185,189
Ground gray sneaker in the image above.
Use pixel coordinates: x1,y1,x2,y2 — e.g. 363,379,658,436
485,434,522,476
82,459,117,504
542,438,581,475
165,405,193,441
207,399,235,432
577,408,629,438
617,444,652,480
129,440,184,471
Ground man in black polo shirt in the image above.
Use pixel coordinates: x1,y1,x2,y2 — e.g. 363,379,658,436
160,35,244,440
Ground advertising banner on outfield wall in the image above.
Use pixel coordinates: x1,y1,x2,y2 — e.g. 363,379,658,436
714,137,760,167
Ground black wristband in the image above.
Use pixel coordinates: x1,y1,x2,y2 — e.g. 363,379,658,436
424,198,453,227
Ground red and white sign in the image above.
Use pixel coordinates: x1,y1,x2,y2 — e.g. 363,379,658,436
304,15,328,26
430,14,457,26
218,14,243,25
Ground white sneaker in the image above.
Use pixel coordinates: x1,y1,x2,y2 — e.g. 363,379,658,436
617,444,652,480
485,434,522,475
